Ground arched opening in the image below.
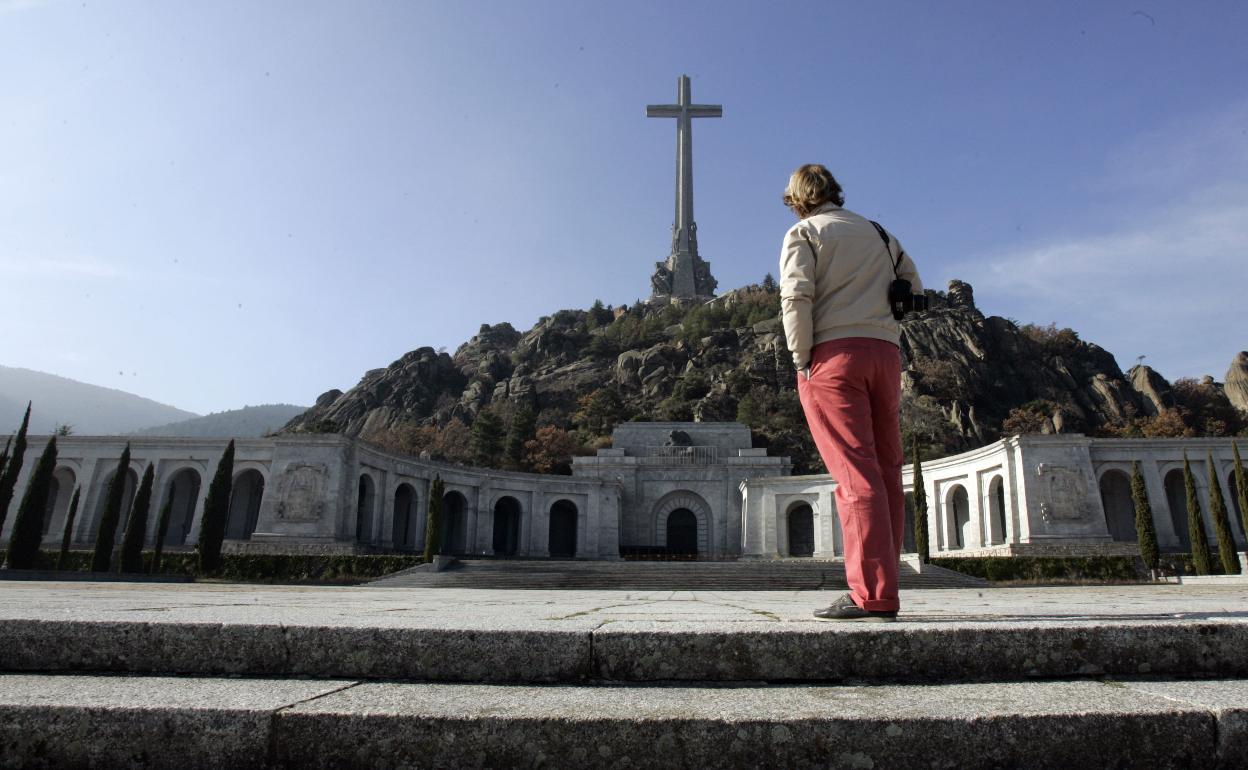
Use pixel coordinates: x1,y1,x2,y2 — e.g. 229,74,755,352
441,490,467,554
786,503,814,557
226,469,265,541
548,499,578,558
44,467,77,538
948,485,970,550
356,474,376,545
666,508,698,557
91,467,138,540
902,493,916,553
1163,469,1191,551
1098,470,1137,542
989,476,1007,544
492,496,522,557
161,468,201,546
393,483,419,551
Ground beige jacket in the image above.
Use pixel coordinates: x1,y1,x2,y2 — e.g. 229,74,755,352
778,202,923,369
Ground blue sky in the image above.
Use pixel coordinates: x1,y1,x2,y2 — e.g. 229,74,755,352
2,0,1245,415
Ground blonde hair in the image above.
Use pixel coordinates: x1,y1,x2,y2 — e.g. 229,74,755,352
782,164,844,218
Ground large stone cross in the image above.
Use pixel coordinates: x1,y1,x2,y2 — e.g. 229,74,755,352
647,74,721,300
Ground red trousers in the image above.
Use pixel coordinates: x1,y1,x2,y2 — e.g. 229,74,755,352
797,338,904,612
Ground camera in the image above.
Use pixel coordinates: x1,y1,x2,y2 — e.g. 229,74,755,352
888,279,929,320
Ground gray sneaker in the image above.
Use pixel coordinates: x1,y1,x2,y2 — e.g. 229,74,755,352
812,593,898,622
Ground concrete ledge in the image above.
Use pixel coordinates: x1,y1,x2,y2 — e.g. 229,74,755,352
3,617,1247,685
3,674,1243,769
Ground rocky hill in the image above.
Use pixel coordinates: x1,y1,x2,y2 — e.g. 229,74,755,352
283,281,1246,474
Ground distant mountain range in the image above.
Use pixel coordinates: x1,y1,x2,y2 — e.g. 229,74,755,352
135,404,308,438
0,365,307,438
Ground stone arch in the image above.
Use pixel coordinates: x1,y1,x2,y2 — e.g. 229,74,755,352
492,495,522,557
442,490,468,555
356,473,377,545
226,469,265,541
393,483,419,552
653,491,711,557
548,499,578,558
1098,469,1137,542
987,475,1007,544
1163,468,1192,551
162,467,202,546
90,466,138,540
43,466,77,538
945,484,971,550
786,501,814,558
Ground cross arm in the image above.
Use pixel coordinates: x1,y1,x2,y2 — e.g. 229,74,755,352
646,105,682,117
688,105,722,118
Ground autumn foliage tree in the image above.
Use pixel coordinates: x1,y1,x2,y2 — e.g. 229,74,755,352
523,426,581,475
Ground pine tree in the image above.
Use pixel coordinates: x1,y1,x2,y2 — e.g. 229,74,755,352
151,496,174,574
4,436,57,569
423,475,444,561
1129,461,1160,571
197,440,235,575
1207,451,1239,575
504,404,536,470
470,411,505,467
0,403,32,537
57,487,81,570
91,444,132,572
911,436,929,563
1234,442,1248,555
119,463,155,573
1183,452,1213,575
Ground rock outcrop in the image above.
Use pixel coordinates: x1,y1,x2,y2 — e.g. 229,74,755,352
1225,351,1248,414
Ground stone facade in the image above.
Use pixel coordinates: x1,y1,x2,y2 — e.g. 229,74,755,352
742,434,1248,559
4,427,1245,562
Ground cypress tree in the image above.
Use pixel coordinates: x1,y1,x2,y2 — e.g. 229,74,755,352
57,487,81,570
1182,452,1213,575
4,436,57,569
91,444,132,572
1207,451,1239,575
423,475,444,561
504,404,537,470
1129,461,1160,571
119,463,155,573
1234,442,1248,555
0,435,11,487
151,496,174,573
0,403,32,538
911,436,929,564
197,440,235,575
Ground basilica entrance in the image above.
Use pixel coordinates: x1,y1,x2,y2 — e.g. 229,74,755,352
666,508,698,557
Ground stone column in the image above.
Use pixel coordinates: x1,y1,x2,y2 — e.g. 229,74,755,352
531,495,551,558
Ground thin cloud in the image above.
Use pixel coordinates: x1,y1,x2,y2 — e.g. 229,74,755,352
0,255,126,280
0,0,50,14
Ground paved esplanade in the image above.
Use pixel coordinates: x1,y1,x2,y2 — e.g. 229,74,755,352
647,74,720,300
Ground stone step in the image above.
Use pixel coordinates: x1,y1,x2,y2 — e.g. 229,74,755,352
5,611,1245,685
370,558,986,590
1,673,1244,769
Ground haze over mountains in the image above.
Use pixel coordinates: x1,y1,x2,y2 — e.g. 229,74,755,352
0,365,306,437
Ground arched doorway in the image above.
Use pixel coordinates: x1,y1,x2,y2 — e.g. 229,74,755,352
393,483,419,551
548,499,577,558
492,496,521,557
666,509,698,557
91,467,138,540
988,476,1007,544
787,503,814,557
948,485,970,550
442,491,467,554
1099,470,1137,542
44,467,77,538
1164,468,1191,550
226,469,265,541
163,468,201,546
356,474,376,545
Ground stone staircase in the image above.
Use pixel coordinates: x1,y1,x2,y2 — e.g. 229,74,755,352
369,556,986,590
1,581,1245,768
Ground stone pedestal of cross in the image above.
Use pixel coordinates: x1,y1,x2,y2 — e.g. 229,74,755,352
647,74,721,302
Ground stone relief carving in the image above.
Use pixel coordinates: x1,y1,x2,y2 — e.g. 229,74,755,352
276,463,329,521
1035,463,1090,522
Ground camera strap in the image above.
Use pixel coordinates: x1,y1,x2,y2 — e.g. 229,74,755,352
869,220,904,278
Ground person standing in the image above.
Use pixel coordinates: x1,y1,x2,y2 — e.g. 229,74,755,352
778,164,924,622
